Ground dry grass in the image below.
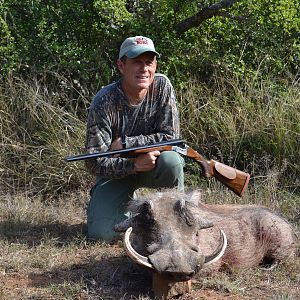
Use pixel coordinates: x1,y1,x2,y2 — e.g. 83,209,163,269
0,74,91,196
178,72,300,192
0,183,299,300
0,190,153,300
1,71,300,197
0,69,299,299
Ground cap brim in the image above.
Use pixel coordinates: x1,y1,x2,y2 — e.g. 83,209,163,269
125,47,160,58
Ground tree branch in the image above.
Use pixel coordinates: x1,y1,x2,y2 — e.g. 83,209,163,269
175,0,240,34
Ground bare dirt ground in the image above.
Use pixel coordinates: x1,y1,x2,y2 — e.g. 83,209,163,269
0,192,299,300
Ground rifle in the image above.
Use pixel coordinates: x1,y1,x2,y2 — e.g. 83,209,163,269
66,139,250,197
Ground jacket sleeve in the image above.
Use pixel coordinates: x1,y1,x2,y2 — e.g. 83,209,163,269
84,105,136,178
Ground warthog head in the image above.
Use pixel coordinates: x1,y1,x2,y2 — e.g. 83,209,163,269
114,190,227,281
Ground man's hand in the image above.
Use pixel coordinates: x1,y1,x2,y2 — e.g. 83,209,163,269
110,137,123,151
133,151,160,172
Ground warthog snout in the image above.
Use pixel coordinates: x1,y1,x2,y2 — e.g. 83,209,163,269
147,240,204,280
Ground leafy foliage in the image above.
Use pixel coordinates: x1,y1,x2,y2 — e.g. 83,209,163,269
1,0,130,85
1,0,299,84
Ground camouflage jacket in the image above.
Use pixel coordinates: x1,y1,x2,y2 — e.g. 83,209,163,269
85,73,180,178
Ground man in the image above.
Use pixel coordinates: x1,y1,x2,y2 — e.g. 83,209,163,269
85,36,184,241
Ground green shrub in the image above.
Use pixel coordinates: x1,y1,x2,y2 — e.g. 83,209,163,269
1,0,299,85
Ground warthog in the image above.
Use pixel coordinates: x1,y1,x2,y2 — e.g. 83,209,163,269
114,189,297,281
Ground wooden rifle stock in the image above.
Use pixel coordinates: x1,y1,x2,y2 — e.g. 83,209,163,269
211,161,250,197
66,139,250,197
186,147,250,197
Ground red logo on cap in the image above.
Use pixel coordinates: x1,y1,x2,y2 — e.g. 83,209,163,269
135,37,148,45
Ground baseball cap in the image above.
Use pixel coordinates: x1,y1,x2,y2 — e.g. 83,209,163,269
119,36,160,59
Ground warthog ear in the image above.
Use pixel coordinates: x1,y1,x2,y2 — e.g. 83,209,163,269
174,199,195,226
140,199,154,214
128,199,154,214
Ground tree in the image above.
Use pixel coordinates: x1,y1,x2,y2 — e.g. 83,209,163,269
175,0,242,34
1,0,299,83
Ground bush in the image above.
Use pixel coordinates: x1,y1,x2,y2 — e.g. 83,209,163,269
1,0,299,85
0,0,299,196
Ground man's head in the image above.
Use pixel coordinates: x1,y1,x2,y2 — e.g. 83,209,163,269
119,36,160,60
117,36,159,94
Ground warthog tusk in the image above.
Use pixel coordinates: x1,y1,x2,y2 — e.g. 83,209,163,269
204,229,227,266
124,227,154,269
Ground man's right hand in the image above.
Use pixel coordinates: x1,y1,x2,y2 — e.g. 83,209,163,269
110,137,123,151
133,151,160,172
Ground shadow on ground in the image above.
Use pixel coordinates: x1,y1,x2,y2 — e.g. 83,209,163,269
28,255,153,299
0,219,87,246
0,219,154,298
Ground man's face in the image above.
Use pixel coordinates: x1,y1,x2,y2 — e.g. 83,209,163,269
117,52,157,92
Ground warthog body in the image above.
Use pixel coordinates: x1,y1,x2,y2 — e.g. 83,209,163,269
115,190,297,281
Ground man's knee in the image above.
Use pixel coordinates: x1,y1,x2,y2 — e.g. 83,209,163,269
155,151,184,188
87,218,120,242
86,178,133,242
157,151,184,173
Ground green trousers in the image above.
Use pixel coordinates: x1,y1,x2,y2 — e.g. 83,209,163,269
87,151,185,241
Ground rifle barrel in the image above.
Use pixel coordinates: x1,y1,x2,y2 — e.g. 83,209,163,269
65,139,185,162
